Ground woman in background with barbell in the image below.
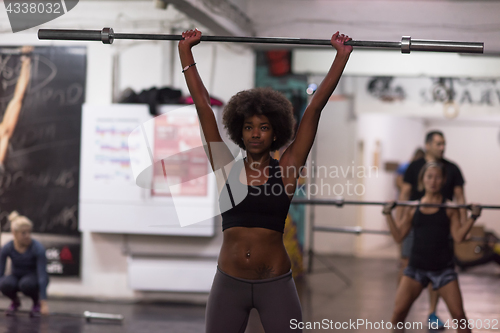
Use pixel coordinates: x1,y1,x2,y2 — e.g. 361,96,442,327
178,29,352,332
383,162,481,333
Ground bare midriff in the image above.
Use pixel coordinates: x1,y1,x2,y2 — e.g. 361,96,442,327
218,226,291,280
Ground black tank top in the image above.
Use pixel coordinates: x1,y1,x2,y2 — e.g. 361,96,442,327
219,157,291,233
409,200,454,271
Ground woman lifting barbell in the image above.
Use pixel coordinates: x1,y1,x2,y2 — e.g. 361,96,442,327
178,28,352,333
383,161,481,333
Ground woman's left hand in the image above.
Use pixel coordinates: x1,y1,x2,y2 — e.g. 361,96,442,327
330,31,353,56
178,29,202,50
470,204,482,218
382,201,397,215
40,300,49,315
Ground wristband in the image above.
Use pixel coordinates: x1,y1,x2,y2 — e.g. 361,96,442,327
20,53,32,61
383,202,397,215
182,63,196,73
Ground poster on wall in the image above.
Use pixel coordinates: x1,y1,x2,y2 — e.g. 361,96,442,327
357,76,500,118
79,104,216,236
93,118,140,183
0,46,86,277
152,110,208,197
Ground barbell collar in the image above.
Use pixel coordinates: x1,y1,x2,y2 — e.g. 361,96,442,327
101,27,114,44
401,36,411,54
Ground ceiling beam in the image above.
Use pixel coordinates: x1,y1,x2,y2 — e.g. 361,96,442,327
164,0,254,37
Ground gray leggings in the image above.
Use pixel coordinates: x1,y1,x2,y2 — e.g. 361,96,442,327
206,266,302,333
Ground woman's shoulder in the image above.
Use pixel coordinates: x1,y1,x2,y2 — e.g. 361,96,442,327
404,201,418,216
443,200,459,215
443,199,456,208
1,240,14,251
408,203,418,212
30,239,46,252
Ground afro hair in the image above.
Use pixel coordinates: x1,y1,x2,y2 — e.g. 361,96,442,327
222,87,296,151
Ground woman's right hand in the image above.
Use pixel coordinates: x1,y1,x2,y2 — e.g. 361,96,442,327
40,300,49,315
330,31,353,56
470,204,482,218
20,46,34,62
178,29,202,50
382,201,397,215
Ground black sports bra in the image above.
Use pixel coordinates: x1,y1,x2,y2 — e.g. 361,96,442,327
219,157,291,233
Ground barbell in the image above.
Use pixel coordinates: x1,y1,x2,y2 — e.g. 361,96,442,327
313,226,499,244
37,28,484,54
0,308,124,322
291,197,500,210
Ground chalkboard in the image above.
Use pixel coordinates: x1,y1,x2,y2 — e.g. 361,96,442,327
0,46,86,236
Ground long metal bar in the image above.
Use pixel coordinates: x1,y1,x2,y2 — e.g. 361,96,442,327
37,28,484,54
0,309,124,322
315,226,390,235
291,198,500,210
313,226,499,244
84,311,124,322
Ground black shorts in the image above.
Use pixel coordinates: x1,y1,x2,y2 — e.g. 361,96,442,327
404,265,457,290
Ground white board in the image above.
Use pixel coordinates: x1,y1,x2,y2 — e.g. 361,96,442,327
79,104,217,236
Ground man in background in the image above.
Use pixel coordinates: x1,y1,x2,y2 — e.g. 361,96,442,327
395,148,425,193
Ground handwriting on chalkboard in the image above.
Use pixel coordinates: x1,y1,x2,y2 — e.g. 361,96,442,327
0,52,84,112
11,123,56,147
0,46,85,237
42,205,78,232
0,168,77,195
0,53,57,101
0,204,77,233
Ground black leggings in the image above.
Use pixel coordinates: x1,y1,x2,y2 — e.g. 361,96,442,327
206,267,302,333
0,274,39,303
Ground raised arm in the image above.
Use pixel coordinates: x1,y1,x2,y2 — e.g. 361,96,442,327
1,47,32,133
396,182,412,222
383,202,414,243
453,185,467,224
0,47,32,165
178,30,233,171
280,32,352,174
450,204,481,243
10,47,32,104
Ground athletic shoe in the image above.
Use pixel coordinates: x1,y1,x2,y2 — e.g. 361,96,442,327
5,298,21,316
428,312,445,330
29,303,41,318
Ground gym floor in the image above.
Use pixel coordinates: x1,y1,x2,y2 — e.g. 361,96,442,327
0,256,498,333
